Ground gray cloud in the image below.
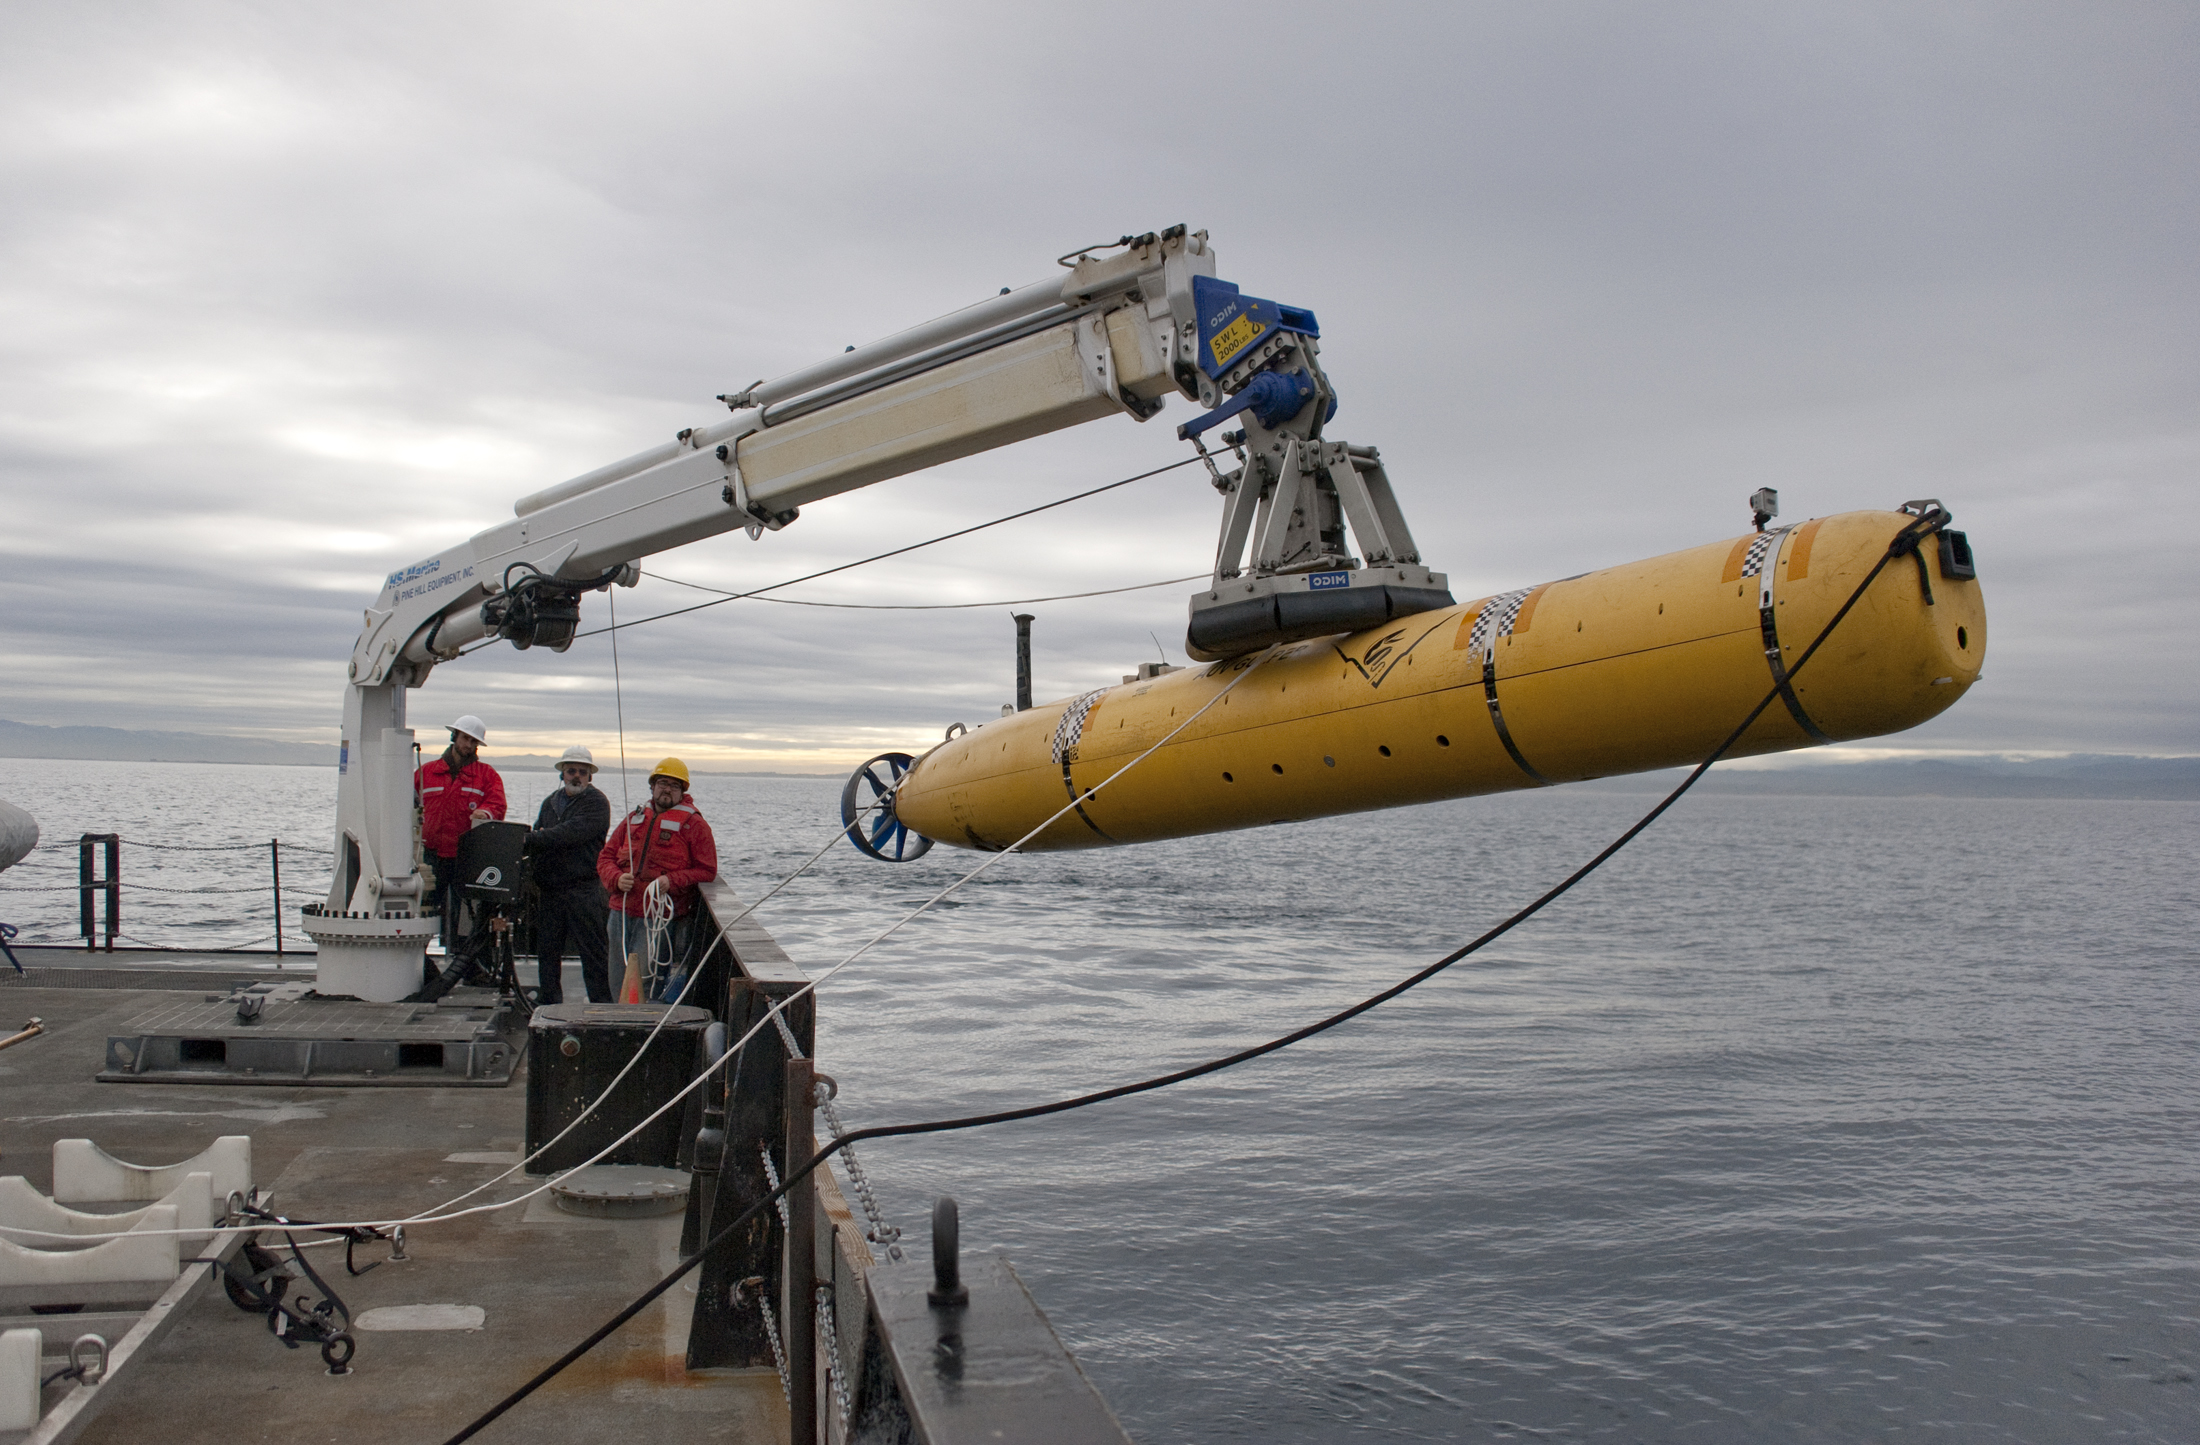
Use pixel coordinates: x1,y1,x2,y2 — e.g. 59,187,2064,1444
2,0,2193,765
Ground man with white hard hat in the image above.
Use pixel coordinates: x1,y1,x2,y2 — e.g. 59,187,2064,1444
524,745,612,1003
414,714,507,952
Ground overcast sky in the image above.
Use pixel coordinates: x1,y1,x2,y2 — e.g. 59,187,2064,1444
1,1,2192,772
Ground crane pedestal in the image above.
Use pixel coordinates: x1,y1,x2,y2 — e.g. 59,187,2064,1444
299,907,438,1002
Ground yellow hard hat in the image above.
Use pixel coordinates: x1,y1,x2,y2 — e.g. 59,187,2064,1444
648,757,690,787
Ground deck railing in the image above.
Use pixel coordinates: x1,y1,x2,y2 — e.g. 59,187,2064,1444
688,880,1130,1445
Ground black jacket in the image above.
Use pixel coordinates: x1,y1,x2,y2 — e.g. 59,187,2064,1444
529,785,611,893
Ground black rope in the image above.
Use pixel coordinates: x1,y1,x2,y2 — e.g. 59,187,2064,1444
574,457,1201,640
440,508,1948,1445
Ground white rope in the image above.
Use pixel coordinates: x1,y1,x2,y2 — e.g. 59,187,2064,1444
640,877,675,991
13,648,1277,1244
378,808,879,1225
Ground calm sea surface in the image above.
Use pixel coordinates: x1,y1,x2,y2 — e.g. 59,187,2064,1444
2,757,2195,1442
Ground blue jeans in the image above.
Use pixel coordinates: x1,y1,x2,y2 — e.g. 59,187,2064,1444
606,910,699,1002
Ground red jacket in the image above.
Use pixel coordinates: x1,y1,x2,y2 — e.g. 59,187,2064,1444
597,793,718,917
415,756,507,859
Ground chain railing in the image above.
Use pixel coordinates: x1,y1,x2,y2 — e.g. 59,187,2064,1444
816,1280,852,1436
0,833,329,957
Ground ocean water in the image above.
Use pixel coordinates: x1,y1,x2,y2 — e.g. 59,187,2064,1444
1,757,2195,1441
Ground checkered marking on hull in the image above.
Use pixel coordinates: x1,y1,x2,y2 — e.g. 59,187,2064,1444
1740,526,1793,579
1051,689,1108,764
1465,588,1535,660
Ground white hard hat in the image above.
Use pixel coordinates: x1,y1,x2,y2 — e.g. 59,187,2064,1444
555,745,596,772
449,714,487,744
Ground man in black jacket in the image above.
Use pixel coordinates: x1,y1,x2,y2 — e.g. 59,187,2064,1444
526,746,613,1004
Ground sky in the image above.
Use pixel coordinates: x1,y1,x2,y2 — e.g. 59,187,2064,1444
1,1,2193,773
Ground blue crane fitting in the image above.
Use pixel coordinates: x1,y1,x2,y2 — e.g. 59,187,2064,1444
1245,369,1316,428
1175,368,1321,442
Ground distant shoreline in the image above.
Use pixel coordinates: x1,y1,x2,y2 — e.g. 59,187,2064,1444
5,753,2196,801
6,718,2194,800
0,755,843,779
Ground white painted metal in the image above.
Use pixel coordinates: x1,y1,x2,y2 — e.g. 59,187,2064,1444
0,800,34,873
0,1175,212,1248
50,1136,250,1207
740,275,1069,414
0,1328,36,1432
0,1206,177,1310
7,1210,257,1445
304,905,440,1002
511,412,756,519
312,230,1220,980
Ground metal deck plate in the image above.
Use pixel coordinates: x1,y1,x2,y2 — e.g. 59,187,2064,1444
96,984,521,1087
550,1165,690,1218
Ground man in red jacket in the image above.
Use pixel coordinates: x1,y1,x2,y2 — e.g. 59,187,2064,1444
596,757,718,1002
416,713,506,950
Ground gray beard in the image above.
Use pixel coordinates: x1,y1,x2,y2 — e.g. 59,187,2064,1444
562,781,588,796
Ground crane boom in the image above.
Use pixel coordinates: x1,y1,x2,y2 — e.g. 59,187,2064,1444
308,226,1451,998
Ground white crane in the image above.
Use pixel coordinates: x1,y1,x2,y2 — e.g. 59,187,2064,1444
307,227,1450,999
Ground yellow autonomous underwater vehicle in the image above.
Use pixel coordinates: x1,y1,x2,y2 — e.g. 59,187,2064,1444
319,226,1983,993
859,504,1983,855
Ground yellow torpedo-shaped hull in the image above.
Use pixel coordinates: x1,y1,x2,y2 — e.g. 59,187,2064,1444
893,510,1985,852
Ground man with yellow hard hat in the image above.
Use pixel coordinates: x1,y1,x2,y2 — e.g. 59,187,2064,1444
595,757,719,1002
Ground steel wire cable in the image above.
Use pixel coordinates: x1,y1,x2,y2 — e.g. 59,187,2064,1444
574,457,1199,640
643,570,1208,611
435,509,1951,1445
11,641,1279,1249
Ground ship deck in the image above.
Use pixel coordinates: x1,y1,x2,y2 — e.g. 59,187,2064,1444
0,954,787,1445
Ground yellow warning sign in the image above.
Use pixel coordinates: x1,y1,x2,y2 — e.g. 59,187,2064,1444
1209,313,1266,369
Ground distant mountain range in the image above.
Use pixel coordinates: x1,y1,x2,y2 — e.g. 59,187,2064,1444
0,719,813,777
1,718,2193,798
0,717,334,766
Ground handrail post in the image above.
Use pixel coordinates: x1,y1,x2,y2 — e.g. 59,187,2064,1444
79,835,93,954
79,834,119,953
785,1056,817,1445
271,838,285,961
103,834,118,952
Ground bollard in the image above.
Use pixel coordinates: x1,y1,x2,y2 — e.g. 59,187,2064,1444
681,1024,729,1257
928,1196,968,1308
